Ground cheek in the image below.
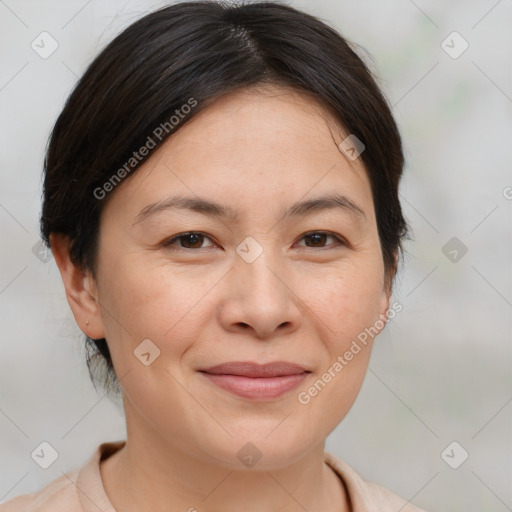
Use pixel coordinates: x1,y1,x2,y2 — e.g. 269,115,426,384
97,257,218,365
300,261,385,346
97,264,208,416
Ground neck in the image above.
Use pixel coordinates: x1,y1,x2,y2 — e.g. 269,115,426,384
101,412,348,512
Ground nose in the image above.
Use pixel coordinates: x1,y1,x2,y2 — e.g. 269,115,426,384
218,252,303,340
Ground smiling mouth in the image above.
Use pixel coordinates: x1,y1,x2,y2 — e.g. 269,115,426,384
198,361,311,400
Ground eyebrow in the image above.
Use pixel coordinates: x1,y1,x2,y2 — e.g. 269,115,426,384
133,193,366,226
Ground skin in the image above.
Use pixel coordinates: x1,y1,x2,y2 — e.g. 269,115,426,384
51,84,395,512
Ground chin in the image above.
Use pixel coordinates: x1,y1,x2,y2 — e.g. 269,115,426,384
201,427,318,472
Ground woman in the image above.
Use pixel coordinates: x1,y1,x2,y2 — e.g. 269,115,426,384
2,1,426,510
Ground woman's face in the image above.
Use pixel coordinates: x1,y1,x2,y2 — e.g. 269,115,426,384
88,85,391,469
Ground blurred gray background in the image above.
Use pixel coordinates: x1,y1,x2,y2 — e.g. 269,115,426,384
1,1,511,510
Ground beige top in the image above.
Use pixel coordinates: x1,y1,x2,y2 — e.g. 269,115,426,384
0,441,427,511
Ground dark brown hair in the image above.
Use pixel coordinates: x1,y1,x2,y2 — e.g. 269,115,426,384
40,0,410,396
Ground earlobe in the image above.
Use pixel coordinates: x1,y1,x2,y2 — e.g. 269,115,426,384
383,250,399,303
49,233,105,339
376,255,397,333
378,287,391,322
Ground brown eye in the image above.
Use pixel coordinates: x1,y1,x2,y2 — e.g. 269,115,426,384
162,231,345,252
297,231,344,249
163,232,214,250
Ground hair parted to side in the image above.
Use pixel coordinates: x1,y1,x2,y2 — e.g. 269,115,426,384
40,0,410,397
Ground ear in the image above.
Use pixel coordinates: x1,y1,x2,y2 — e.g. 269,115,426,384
49,233,105,340
376,249,398,332
385,248,399,295
377,286,391,322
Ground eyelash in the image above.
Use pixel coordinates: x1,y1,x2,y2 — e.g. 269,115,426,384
162,231,346,251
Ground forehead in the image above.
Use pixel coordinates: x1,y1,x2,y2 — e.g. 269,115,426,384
179,84,348,151
102,85,373,225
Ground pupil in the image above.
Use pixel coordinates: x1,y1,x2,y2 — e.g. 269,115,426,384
185,234,202,248
309,233,325,246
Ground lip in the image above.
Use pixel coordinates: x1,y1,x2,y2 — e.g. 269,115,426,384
199,361,310,400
